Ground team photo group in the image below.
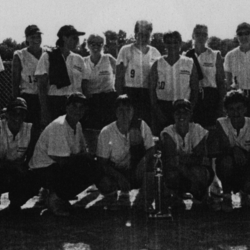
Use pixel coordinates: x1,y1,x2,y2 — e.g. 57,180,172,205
0,19,250,217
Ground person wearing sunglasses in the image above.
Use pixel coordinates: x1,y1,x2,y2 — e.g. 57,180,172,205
224,22,250,115
150,31,199,135
35,25,86,128
82,34,117,129
115,20,161,127
12,25,45,131
185,24,226,128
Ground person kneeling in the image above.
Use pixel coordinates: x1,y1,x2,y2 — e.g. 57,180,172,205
161,99,213,205
96,94,155,209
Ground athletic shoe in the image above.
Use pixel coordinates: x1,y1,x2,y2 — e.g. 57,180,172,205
47,192,71,217
33,188,49,208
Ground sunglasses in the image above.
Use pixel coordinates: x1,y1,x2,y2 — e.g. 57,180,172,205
89,42,103,47
237,31,250,36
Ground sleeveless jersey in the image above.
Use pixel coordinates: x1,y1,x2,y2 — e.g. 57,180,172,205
198,48,218,88
83,54,115,94
14,48,45,94
156,55,193,101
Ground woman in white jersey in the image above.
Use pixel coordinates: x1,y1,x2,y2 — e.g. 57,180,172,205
115,20,161,127
35,25,86,128
82,34,117,129
12,25,44,130
186,24,225,128
150,31,199,135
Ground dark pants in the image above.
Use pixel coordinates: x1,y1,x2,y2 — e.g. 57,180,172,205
21,93,41,130
9,156,105,206
123,87,152,127
47,95,67,122
216,154,250,194
83,91,117,130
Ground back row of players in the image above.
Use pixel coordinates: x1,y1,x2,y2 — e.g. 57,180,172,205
3,20,250,135
0,20,250,215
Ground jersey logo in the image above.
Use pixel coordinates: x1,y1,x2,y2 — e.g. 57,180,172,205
203,63,214,67
180,70,191,75
73,65,82,72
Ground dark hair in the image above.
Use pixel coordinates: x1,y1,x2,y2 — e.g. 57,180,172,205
115,94,133,110
193,24,208,35
224,89,247,109
163,31,182,44
134,20,153,34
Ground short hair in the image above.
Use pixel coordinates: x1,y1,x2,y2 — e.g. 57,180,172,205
163,31,182,44
236,22,250,33
224,90,247,109
134,20,153,34
193,24,208,35
115,94,133,110
87,34,105,45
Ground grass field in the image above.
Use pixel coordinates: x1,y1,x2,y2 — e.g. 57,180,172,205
0,188,250,250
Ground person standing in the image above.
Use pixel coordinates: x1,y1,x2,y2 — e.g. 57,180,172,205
82,34,117,129
186,24,226,128
35,25,86,128
224,22,250,116
115,20,161,127
12,25,44,130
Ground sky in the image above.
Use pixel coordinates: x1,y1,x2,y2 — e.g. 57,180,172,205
0,0,250,46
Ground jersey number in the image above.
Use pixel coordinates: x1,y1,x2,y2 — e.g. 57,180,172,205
130,69,135,78
158,81,165,89
28,75,37,84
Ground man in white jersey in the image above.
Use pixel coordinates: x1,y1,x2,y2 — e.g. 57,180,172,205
224,22,250,116
115,20,161,126
161,99,212,202
0,56,4,72
36,25,87,127
0,98,36,212
97,95,155,207
216,90,250,211
150,31,199,135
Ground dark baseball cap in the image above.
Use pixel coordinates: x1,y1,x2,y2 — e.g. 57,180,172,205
66,92,88,106
173,99,192,112
57,25,85,38
7,97,27,112
236,22,250,33
25,25,42,37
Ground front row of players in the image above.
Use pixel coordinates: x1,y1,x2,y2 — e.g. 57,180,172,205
0,90,249,216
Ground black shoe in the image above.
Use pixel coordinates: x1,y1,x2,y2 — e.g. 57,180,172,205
0,204,21,216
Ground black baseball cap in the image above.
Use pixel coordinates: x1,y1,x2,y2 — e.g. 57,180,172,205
236,22,250,33
173,99,192,112
25,25,42,37
7,97,27,112
66,92,88,106
57,25,85,38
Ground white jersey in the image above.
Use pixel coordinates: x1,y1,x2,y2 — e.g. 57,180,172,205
83,54,115,94
197,48,218,88
117,44,160,89
0,119,32,161
160,123,208,154
35,51,86,96
29,115,87,169
224,47,250,89
156,55,194,101
0,56,4,72
217,117,250,151
14,48,45,94
97,121,154,169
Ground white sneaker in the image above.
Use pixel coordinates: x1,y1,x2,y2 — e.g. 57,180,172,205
47,192,71,217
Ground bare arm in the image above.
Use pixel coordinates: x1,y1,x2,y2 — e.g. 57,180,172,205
109,55,117,75
12,55,22,98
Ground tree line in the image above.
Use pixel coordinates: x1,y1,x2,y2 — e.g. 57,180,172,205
0,30,239,60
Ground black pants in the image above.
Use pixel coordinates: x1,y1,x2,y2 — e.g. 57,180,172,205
9,156,105,206
47,95,67,122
